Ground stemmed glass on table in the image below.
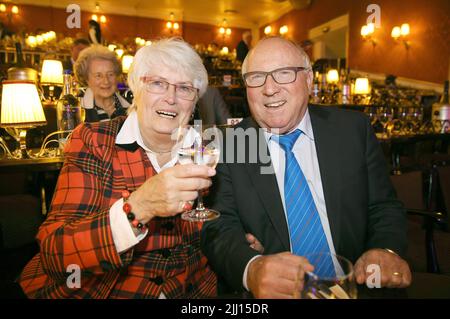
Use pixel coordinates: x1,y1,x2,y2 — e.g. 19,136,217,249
176,123,221,222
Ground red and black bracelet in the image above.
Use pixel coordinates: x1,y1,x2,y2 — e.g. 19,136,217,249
122,190,147,232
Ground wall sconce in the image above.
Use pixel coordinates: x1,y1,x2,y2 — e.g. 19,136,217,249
264,25,272,35
91,14,105,23
90,2,106,23
121,55,134,74
40,59,64,102
219,27,231,36
166,12,180,34
391,23,410,49
218,18,231,42
0,3,19,23
279,25,289,35
361,22,376,46
0,80,47,159
91,14,106,23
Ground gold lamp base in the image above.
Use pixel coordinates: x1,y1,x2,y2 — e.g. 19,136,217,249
0,127,34,159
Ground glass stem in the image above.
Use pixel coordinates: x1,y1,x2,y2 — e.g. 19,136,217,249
196,191,205,211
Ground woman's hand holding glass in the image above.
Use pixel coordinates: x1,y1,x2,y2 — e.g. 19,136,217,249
127,164,215,224
176,124,222,222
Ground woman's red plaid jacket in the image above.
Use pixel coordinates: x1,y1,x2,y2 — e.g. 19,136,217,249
19,116,217,298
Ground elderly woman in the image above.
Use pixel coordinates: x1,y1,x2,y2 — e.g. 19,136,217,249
19,38,217,298
74,45,130,122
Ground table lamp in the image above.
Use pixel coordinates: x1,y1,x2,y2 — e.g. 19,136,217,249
353,77,371,105
0,80,47,159
40,59,64,102
121,54,134,74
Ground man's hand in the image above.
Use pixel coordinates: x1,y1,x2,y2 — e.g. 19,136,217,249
354,248,412,288
247,252,314,299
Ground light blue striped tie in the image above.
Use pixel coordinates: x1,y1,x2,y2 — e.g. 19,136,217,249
273,129,335,278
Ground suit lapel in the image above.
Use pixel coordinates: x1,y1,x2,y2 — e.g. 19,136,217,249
309,107,341,251
241,119,290,251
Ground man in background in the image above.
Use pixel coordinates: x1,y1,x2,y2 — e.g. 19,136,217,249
196,86,231,125
63,38,90,73
236,31,252,63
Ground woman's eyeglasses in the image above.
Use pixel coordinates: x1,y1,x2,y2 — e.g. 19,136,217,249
141,77,198,101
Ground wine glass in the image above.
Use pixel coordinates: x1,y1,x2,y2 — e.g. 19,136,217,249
301,252,357,299
175,123,221,222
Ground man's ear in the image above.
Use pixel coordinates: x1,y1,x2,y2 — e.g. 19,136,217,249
306,70,313,94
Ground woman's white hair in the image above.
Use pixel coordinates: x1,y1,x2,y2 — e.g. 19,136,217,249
74,44,122,87
127,37,208,112
241,36,311,75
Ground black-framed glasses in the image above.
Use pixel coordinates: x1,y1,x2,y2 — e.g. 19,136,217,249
140,77,198,101
243,66,310,88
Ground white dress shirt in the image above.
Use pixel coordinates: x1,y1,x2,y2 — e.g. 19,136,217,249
243,110,338,289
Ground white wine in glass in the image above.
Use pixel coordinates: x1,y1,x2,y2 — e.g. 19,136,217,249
178,147,220,168
176,124,221,222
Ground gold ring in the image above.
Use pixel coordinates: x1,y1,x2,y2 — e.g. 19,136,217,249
392,272,402,277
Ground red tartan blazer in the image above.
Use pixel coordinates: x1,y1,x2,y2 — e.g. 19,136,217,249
19,116,217,298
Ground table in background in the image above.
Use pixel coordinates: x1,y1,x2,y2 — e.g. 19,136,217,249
0,156,64,215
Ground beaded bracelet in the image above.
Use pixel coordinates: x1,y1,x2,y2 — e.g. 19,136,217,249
122,190,147,232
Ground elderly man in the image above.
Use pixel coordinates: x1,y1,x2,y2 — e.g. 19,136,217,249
202,36,411,298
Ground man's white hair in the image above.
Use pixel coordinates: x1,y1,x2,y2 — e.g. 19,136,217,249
241,36,311,75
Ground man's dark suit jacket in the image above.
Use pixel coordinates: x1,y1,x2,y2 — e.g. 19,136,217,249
236,40,249,62
197,86,231,125
201,105,406,292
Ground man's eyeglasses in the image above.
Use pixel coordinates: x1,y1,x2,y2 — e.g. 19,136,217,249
141,77,198,101
243,66,310,88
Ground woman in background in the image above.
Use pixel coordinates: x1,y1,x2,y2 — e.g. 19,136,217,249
74,45,130,122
